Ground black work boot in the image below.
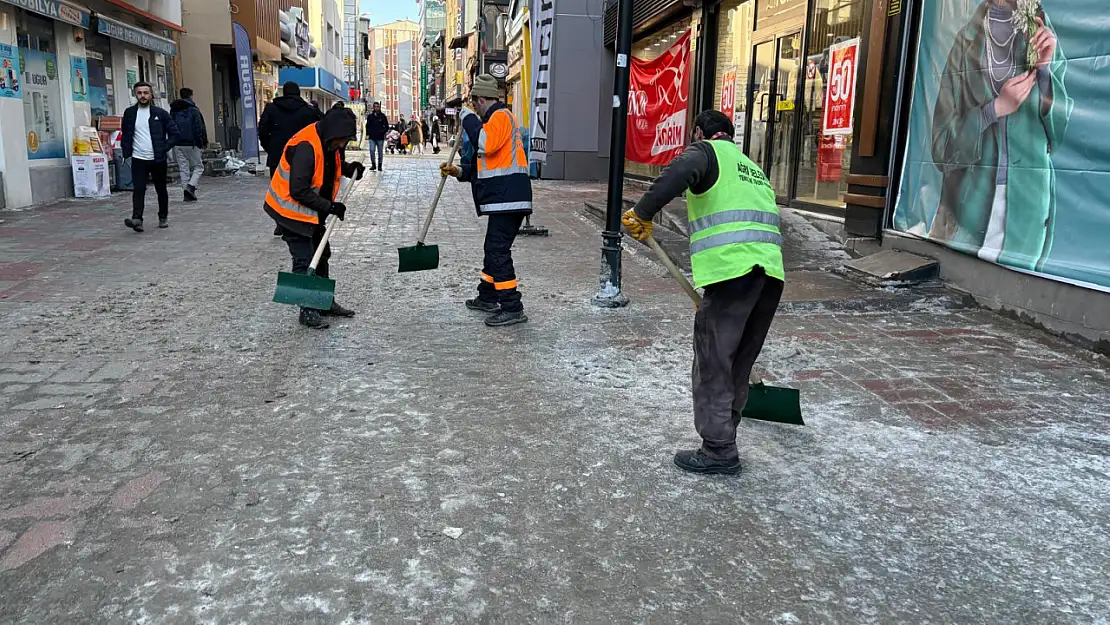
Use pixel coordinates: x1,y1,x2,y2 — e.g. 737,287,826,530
124,218,144,232
273,225,283,237
184,185,197,202
322,301,356,317
673,449,742,475
484,310,528,327
158,218,169,229
465,298,499,313
299,308,330,329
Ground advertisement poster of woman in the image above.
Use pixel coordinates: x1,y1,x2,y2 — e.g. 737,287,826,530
891,0,1110,290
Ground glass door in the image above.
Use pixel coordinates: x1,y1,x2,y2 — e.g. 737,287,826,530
768,32,801,200
743,31,802,202
745,40,775,172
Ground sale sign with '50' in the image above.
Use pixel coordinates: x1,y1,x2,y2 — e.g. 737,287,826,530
720,66,738,125
822,37,861,136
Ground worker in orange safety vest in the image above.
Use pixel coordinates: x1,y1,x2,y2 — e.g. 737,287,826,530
441,74,533,327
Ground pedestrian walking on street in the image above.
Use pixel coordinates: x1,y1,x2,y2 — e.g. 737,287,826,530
264,108,365,329
169,87,208,203
121,81,179,232
441,74,533,327
622,110,785,476
408,119,424,155
365,102,389,171
421,118,431,150
259,82,323,236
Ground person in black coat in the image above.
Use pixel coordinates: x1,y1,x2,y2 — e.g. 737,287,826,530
121,81,179,232
364,102,390,171
258,81,323,235
258,82,323,174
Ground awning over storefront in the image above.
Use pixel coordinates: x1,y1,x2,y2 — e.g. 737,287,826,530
450,33,472,50
95,14,176,56
0,0,91,28
278,66,350,102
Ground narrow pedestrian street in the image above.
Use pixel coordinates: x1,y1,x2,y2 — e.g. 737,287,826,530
1,156,1108,623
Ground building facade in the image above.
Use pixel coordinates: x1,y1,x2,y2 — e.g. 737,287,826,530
369,20,419,121
0,0,184,208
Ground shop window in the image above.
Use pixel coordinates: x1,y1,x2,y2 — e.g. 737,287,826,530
86,34,115,121
796,0,866,209
625,18,697,179
712,0,754,148
16,11,66,160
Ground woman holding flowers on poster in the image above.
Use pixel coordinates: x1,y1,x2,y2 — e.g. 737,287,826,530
928,0,1072,271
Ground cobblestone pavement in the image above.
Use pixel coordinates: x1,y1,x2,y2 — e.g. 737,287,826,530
1,155,1109,624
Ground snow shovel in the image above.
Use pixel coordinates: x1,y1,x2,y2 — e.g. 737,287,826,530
643,235,805,426
273,177,361,310
397,124,464,272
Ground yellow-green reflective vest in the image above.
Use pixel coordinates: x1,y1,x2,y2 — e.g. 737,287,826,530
685,140,785,288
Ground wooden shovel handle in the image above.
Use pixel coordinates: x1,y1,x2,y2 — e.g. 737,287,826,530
645,235,701,308
418,122,465,244
308,173,362,272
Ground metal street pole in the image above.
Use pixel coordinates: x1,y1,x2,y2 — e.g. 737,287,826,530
592,0,633,308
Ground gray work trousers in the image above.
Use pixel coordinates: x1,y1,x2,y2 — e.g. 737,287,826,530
173,146,203,189
692,268,784,459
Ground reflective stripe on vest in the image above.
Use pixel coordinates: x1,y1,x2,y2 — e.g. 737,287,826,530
266,168,320,219
690,229,784,255
690,209,781,234
480,200,533,213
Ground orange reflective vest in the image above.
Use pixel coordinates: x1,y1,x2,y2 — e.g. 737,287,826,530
468,104,532,216
265,124,342,224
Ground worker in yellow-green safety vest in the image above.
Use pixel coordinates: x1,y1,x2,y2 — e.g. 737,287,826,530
622,110,785,476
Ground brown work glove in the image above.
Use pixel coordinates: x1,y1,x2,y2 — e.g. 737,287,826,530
440,162,461,179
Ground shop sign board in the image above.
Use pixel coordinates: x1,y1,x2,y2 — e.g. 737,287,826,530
821,37,859,136
96,15,177,56
0,0,90,29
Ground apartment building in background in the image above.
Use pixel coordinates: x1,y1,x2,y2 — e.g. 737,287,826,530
369,20,420,121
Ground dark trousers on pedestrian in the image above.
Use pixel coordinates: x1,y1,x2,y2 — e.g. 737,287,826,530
280,225,330,281
130,158,169,220
476,213,526,312
692,267,784,459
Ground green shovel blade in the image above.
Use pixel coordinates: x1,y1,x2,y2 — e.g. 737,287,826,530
273,271,336,310
397,242,440,273
742,383,805,425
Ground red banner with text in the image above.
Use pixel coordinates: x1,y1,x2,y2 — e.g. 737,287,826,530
627,30,691,166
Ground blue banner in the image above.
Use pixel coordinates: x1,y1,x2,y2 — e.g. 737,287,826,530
233,21,259,161
894,0,1110,291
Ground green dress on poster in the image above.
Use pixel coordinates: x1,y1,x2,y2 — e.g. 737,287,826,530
928,2,1072,272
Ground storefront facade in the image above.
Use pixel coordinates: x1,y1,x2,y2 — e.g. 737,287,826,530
276,65,349,111
0,0,180,208
609,0,871,215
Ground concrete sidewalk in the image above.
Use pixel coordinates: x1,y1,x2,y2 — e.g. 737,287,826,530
1,156,1108,624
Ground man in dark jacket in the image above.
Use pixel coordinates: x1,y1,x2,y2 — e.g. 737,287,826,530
169,87,208,202
121,81,179,232
264,108,365,329
258,81,322,235
364,102,389,171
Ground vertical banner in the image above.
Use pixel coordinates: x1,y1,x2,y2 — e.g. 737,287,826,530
821,37,859,136
893,0,1110,289
232,21,259,161
626,30,690,166
529,0,553,164
420,63,428,109
720,65,737,125
71,56,88,102
0,44,21,99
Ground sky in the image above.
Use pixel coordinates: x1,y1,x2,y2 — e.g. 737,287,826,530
359,0,418,27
